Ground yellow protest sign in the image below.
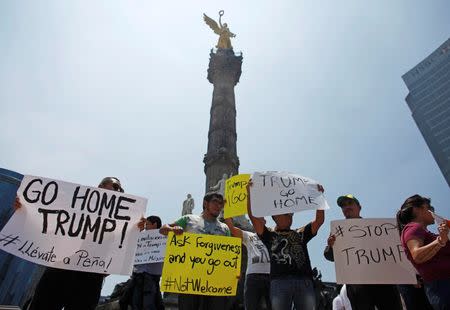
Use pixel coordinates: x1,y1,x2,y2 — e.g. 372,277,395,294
224,174,251,219
161,232,241,296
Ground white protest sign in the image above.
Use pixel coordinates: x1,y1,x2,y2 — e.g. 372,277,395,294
0,175,147,275
249,172,329,217
330,218,417,284
134,230,167,265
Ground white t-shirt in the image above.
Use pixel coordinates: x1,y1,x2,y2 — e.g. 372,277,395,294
242,231,270,275
332,285,352,310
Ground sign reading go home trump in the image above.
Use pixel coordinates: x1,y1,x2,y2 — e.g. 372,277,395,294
0,175,147,275
161,232,242,296
250,171,329,217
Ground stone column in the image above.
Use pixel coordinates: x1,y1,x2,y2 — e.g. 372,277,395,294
203,48,243,192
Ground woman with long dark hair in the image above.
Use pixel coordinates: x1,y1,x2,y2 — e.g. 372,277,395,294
396,194,450,309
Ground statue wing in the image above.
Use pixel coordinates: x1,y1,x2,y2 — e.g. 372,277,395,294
203,13,221,35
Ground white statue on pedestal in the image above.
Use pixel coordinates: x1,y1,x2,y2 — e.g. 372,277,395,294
182,194,195,216
209,173,229,196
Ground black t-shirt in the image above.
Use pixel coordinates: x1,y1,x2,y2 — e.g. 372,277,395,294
259,223,315,279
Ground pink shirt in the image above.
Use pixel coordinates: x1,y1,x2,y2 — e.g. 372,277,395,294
401,222,450,282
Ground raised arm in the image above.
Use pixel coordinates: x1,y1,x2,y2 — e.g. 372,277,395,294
311,210,325,235
246,181,265,235
224,218,243,239
159,221,184,236
324,234,335,262
407,222,449,264
311,184,325,234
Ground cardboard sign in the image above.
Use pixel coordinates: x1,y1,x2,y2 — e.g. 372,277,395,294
134,230,167,265
330,218,417,284
0,175,147,275
161,232,241,296
224,174,251,219
250,171,329,217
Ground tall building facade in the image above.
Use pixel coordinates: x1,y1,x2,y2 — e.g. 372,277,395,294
402,38,450,186
0,168,44,307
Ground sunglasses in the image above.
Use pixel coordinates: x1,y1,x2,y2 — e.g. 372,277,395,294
111,182,123,192
426,205,435,212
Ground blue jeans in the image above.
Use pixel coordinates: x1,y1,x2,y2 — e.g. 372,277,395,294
29,268,104,310
130,273,164,310
245,274,271,310
397,284,432,310
270,276,316,310
425,278,450,310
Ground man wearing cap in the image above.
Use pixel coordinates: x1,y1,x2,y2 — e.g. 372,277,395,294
159,192,230,310
324,194,402,310
27,177,144,310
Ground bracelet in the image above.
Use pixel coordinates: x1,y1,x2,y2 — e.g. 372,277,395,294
437,237,446,247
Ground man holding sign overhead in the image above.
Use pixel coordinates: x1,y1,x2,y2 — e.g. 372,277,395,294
247,172,328,310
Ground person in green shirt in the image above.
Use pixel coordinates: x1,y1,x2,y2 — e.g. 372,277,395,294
159,192,231,310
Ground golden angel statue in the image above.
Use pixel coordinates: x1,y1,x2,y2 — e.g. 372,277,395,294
203,10,236,49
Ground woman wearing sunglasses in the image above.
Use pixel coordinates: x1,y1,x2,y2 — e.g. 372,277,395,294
396,194,450,310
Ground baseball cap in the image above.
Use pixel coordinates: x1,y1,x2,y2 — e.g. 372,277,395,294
337,194,360,207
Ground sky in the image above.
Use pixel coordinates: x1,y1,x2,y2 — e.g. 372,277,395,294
0,0,449,296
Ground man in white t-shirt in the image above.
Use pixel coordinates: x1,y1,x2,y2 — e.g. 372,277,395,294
224,218,271,310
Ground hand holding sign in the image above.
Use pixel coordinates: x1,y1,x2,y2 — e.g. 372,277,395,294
13,196,22,211
327,234,336,247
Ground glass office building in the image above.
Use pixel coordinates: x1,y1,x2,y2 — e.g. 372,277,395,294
0,168,44,307
402,38,450,187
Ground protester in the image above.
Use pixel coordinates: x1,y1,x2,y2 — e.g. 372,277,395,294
120,215,165,310
324,194,403,310
397,194,450,309
246,182,325,310
332,285,352,310
24,177,145,310
397,277,433,310
224,217,271,310
159,192,230,310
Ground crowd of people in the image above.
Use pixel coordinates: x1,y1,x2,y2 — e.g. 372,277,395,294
10,176,450,310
